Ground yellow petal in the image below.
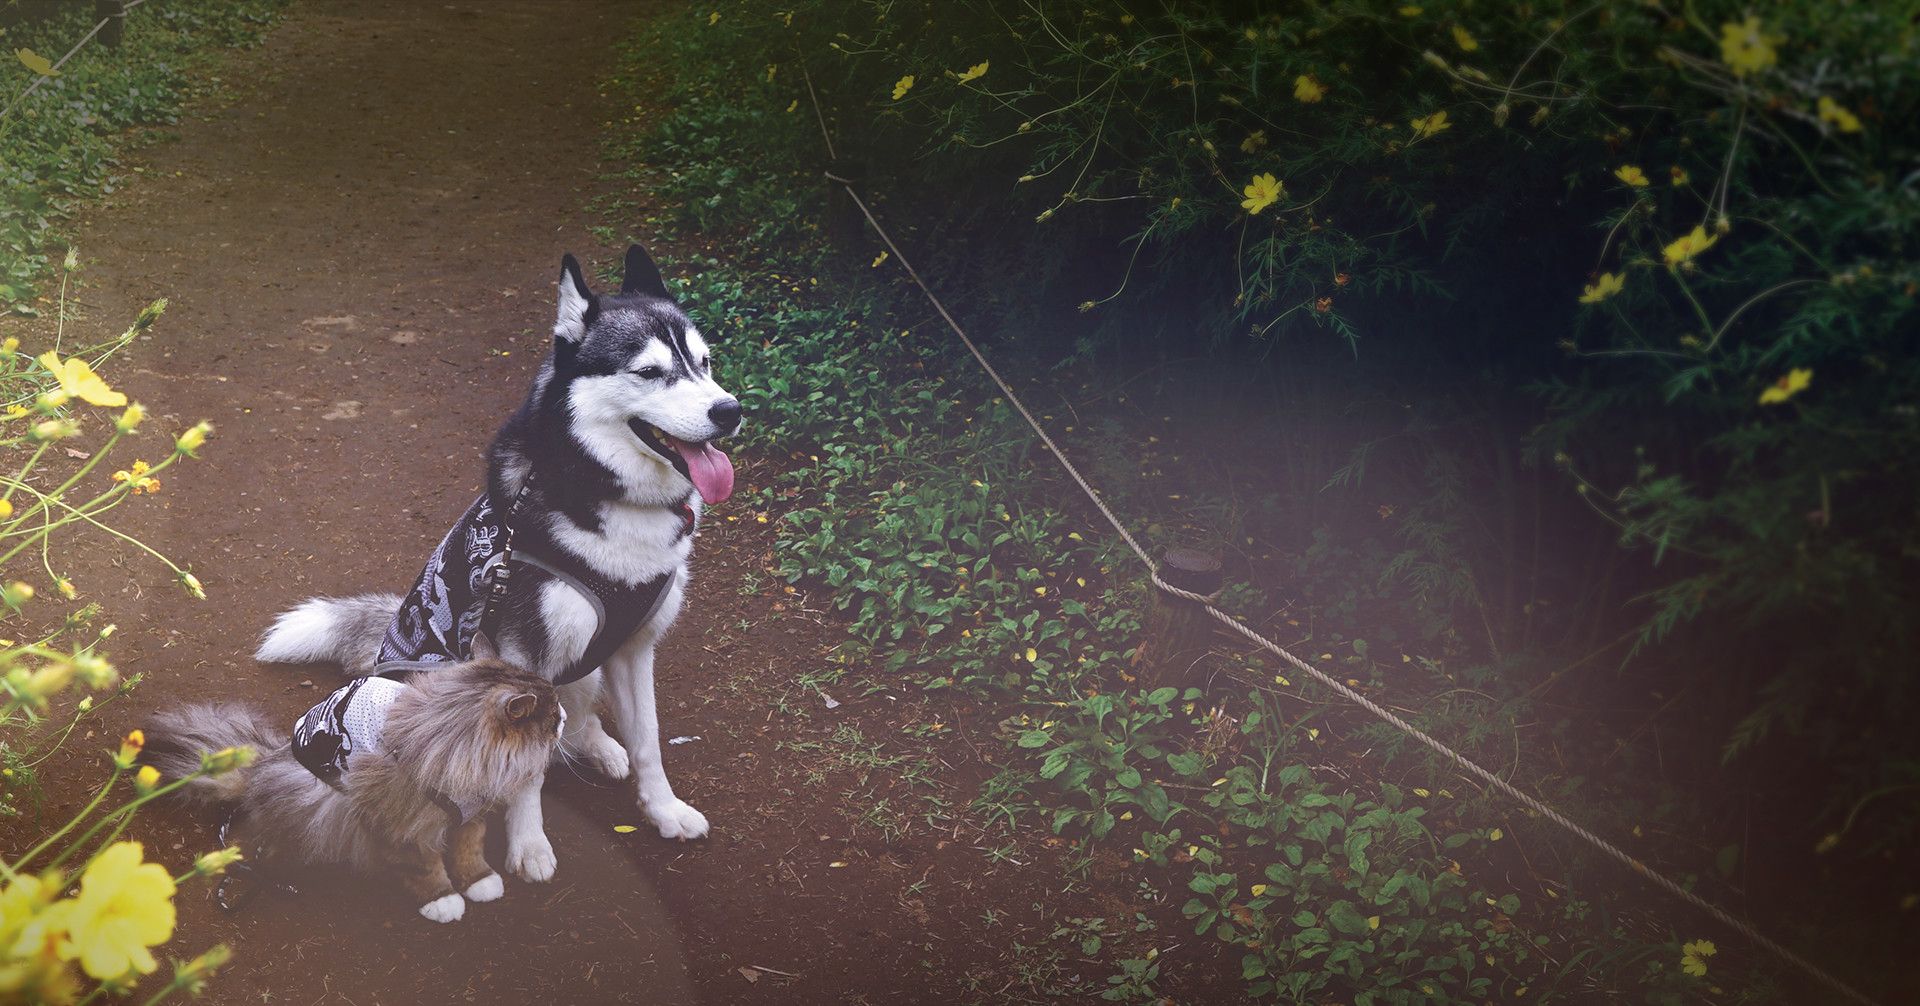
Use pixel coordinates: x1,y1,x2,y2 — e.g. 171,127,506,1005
613,824,638,833
16,48,58,77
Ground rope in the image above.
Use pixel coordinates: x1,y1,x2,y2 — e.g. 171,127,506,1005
801,82,1883,1006
0,1,148,124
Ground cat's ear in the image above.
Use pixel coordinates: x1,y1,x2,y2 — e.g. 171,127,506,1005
504,692,540,722
469,629,499,662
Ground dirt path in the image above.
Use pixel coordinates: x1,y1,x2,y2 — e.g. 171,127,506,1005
18,1,706,1002
8,3,1126,1004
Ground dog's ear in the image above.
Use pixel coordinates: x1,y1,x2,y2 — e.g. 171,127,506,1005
554,253,594,344
503,692,540,722
619,243,668,298
469,629,498,661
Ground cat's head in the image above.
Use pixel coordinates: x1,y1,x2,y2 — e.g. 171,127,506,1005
383,635,564,797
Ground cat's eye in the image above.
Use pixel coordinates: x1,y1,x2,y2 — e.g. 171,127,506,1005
635,365,665,380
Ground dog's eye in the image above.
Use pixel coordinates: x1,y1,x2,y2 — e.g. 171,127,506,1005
635,366,665,380
699,356,710,371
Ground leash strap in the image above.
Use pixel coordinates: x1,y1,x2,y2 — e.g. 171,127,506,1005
476,473,535,643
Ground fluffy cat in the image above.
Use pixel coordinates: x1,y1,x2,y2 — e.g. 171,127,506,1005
143,646,562,923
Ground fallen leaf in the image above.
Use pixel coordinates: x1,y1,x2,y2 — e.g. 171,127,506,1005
16,48,58,77
737,967,760,984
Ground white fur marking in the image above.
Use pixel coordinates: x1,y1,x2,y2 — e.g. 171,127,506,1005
464,873,504,902
420,893,465,923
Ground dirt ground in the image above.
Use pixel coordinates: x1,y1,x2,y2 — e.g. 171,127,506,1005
4,2,1161,1003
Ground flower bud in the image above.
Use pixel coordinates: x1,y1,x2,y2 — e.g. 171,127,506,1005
117,403,146,433
3,581,34,607
179,571,206,600
73,652,116,688
134,764,161,794
192,846,245,877
200,745,256,775
30,419,79,442
116,728,145,769
175,421,213,457
175,945,234,995
133,298,168,330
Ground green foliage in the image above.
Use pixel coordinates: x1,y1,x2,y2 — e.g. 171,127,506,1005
0,0,286,309
1175,766,1529,1004
616,3,1912,999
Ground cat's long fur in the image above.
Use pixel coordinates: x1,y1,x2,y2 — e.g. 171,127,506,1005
144,660,561,920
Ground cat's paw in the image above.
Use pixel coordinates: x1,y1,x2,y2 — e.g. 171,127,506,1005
505,833,557,883
463,873,504,903
579,731,631,781
419,893,465,923
646,797,710,840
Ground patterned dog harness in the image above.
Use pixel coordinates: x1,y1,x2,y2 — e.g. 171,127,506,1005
288,676,483,823
290,475,688,802
370,483,690,685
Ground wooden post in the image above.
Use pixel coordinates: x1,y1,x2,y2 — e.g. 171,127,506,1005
1142,548,1223,693
96,0,126,48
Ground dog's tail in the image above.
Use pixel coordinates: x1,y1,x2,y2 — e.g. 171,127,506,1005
254,594,400,676
142,703,285,806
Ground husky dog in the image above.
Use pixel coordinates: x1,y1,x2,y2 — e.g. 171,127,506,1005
255,245,739,883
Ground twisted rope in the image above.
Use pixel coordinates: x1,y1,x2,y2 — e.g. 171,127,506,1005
802,76,1882,1006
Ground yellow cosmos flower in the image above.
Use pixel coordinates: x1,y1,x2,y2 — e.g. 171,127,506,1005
37,352,126,408
706,11,719,25
1758,368,1812,405
1662,225,1719,267
1398,6,1423,16
0,872,78,1005
956,61,988,84
1680,939,1716,977
892,74,915,100
134,765,161,794
1409,109,1452,140
0,499,11,520
1817,96,1862,134
1293,74,1325,103
1669,165,1690,186
1451,25,1479,52
1240,172,1284,215
1240,129,1267,152
1579,272,1625,304
1719,17,1779,78
51,841,177,980
1613,164,1649,187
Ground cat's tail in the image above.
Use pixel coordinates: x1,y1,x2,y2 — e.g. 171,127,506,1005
254,593,400,677
142,703,285,805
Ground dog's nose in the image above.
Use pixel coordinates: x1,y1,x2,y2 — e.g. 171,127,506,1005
708,398,742,435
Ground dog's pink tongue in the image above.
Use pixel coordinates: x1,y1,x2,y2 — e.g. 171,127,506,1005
675,439,734,503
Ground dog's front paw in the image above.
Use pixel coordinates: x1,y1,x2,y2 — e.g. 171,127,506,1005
581,731,631,781
646,797,710,840
463,873,504,903
505,833,557,882
419,893,465,923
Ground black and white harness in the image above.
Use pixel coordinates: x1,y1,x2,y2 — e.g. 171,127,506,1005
289,476,692,806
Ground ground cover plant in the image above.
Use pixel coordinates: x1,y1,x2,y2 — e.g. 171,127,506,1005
610,1,1915,1002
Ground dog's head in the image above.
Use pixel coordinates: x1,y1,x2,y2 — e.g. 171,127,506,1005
551,245,740,504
